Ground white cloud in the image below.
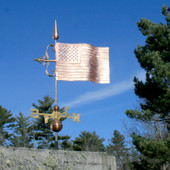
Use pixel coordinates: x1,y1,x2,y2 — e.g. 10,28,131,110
62,70,145,108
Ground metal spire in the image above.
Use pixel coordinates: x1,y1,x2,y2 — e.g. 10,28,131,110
52,20,59,40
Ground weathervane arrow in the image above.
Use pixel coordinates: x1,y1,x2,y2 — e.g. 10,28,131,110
34,20,59,77
33,56,56,64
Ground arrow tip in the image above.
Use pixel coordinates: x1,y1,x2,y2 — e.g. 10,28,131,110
52,19,59,40
34,57,42,64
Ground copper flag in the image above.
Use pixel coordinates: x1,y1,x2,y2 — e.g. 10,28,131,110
54,43,110,84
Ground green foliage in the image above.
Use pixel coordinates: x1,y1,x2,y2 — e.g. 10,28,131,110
128,5,170,122
58,135,73,150
130,134,170,170
32,95,54,114
32,96,55,149
73,131,105,152
0,105,15,146
49,135,73,150
125,5,170,169
10,112,33,148
107,130,129,170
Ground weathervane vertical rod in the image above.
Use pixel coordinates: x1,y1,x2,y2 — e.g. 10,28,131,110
55,40,57,106
53,20,59,149
53,20,59,106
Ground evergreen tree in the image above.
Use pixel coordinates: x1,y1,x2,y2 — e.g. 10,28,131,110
0,105,15,146
125,5,170,169
59,135,73,150
127,146,141,168
32,96,55,149
10,112,33,148
48,135,73,150
107,130,129,170
73,131,105,152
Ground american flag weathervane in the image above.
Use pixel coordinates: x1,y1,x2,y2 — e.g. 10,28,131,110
31,20,110,145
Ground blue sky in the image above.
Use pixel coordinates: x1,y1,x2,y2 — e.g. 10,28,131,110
0,0,169,145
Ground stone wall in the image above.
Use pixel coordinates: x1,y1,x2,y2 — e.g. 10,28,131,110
0,146,116,170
